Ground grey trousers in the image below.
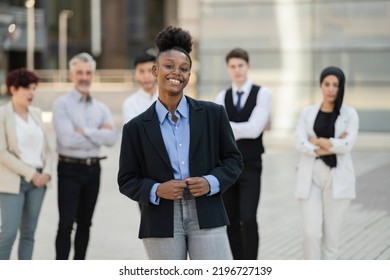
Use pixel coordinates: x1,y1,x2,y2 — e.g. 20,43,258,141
143,197,232,260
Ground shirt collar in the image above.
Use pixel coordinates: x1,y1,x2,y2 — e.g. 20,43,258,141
70,88,93,103
156,95,189,124
232,79,252,95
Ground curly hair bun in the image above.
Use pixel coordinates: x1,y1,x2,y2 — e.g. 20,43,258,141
155,26,192,54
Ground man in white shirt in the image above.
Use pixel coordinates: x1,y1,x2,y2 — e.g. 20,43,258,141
215,48,272,260
122,53,158,124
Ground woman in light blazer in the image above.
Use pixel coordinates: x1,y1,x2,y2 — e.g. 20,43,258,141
0,68,53,259
295,66,359,260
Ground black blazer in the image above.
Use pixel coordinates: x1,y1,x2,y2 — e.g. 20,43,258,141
118,96,243,238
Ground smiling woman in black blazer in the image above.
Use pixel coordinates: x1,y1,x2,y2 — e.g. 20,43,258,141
118,26,243,260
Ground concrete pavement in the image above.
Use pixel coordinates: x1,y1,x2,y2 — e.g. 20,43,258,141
8,126,390,260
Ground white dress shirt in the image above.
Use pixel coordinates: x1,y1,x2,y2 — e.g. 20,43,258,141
122,88,158,124
215,79,272,140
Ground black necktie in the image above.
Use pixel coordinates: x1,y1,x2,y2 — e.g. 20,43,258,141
236,91,244,113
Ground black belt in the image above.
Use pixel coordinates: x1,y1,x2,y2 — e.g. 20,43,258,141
58,155,107,166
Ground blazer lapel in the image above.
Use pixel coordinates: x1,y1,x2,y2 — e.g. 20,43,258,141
29,108,43,128
142,105,172,168
4,102,20,155
29,107,51,154
308,103,321,136
334,107,347,137
187,97,205,159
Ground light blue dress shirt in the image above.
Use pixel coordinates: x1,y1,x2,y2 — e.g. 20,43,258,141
150,96,220,204
52,89,117,158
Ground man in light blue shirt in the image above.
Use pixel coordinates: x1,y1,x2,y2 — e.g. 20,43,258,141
52,52,117,260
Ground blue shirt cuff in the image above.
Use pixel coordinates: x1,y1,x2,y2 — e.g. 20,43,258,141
150,183,160,205
203,175,220,196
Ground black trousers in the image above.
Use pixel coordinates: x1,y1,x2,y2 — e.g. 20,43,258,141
55,161,101,260
223,158,262,260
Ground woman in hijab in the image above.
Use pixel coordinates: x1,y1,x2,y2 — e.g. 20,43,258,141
295,66,359,259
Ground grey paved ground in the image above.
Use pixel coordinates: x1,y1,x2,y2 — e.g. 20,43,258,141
6,126,388,260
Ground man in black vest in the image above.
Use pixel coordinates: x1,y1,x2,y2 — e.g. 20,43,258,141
215,48,272,260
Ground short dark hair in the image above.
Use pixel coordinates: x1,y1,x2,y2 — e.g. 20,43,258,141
134,53,156,68
6,68,39,96
225,48,249,64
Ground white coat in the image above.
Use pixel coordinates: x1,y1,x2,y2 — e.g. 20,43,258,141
295,103,359,199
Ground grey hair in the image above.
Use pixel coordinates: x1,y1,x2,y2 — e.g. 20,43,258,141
69,52,96,72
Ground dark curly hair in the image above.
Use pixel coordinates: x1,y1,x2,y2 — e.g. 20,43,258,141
155,26,193,66
6,68,39,96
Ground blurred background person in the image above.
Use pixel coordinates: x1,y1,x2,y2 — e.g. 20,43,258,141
295,66,359,259
52,53,117,260
0,68,53,260
122,52,158,124
215,48,272,260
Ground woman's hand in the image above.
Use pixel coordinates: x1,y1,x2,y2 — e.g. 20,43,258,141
309,136,320,145
156,180,187,200
310,136,332,150
186,177,210,197
340,131,348,139
315,148,333,156
32,173,51,188
156,177,211,200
